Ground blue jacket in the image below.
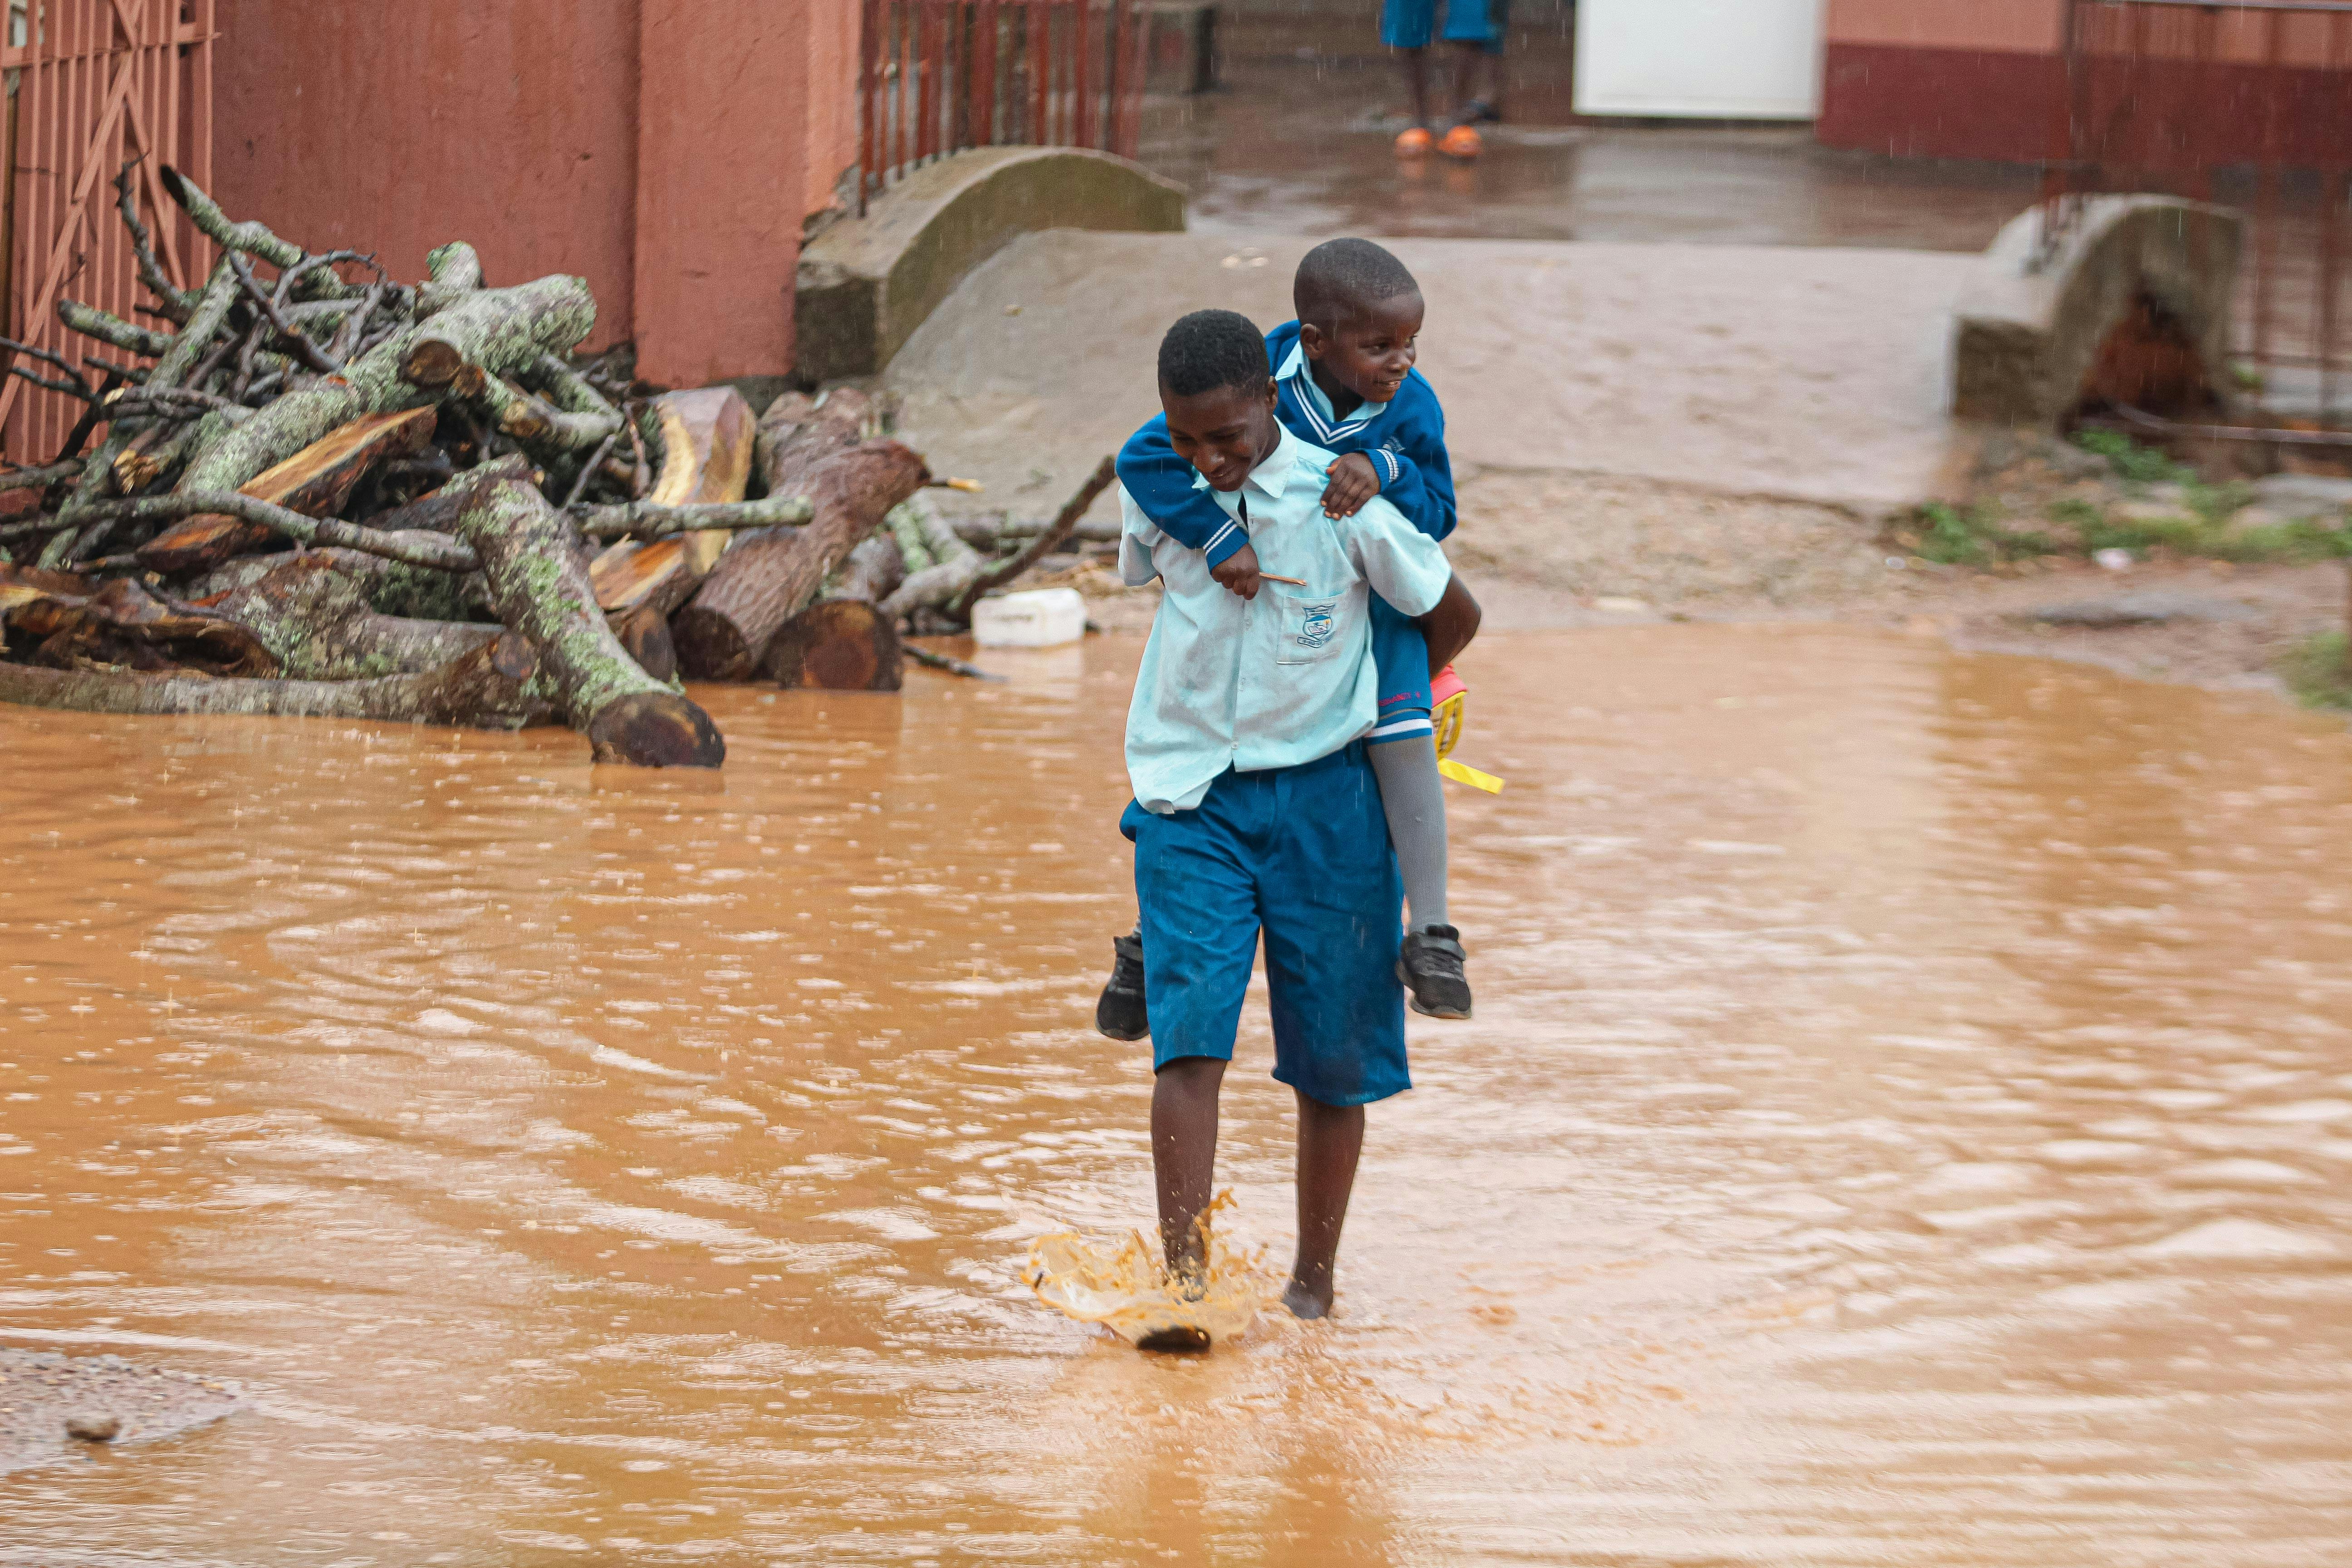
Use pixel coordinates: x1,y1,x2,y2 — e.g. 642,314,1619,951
1116,319,1457,569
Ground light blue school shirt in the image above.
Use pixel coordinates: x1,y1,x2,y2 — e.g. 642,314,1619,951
1118,424,1453,815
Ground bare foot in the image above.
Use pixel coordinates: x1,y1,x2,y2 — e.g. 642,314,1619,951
1282,1279,1332,1320
1136,1324,1212,1354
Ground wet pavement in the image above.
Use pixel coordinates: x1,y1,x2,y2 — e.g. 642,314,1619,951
1138,27,2038,249
888,229,1975,517
3,625,2351,1563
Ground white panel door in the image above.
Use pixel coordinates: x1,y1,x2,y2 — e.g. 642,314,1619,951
1573,0,1825,120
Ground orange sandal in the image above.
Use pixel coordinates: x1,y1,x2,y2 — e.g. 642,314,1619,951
1438,123,1482,159
1393,125,1435,157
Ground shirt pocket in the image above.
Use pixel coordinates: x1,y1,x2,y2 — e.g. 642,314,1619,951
1270,586,1357,666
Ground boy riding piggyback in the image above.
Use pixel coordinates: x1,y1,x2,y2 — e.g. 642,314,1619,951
1097,238,1477,1037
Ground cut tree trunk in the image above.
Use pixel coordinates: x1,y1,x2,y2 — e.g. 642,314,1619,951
764,534,906,691
2,568,276,676
454,473,723,768
674,440,931,680
877,497,986,621
0,640,547,727
208,553,500,680
751,388,877,496
586,387,756,617
137,407,438,574
175,273,596,505
572,494,812,540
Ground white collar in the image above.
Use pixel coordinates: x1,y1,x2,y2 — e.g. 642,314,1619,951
1277,342,1387,433
1242,423,1302,503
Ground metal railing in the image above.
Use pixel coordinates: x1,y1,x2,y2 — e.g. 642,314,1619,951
0,0,216,463
857,0,1150,216
2038,0,2352,420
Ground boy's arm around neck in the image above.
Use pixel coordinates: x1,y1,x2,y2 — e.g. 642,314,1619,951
1117,416,1251,568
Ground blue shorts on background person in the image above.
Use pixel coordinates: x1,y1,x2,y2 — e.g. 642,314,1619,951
1381,0,1504,54
1380,0,1508,156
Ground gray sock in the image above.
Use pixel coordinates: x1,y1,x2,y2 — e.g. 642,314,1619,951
1369,736,1449,930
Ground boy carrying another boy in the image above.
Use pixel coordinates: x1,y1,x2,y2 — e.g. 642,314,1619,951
1117,309,1480,1345
1100,238,1477,1042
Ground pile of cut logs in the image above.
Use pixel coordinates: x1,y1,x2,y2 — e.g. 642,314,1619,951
0,167,1115,768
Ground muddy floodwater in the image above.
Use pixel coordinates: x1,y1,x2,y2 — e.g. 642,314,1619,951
3,625,2350,1566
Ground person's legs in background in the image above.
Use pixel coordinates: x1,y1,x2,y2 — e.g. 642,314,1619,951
1460,0,1509,123
1382,0,1439,153
1435,0,1496,156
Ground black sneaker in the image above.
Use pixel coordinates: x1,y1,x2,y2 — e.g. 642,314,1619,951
1095,930,1149,1040
1397,924,1472,1019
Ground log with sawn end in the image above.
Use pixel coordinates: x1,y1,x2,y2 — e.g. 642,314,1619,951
674,423,931,681
454,472,724,768
586,387,756,621
763,534,907,691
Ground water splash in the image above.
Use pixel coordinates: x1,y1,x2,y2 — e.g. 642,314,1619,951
1023,1192,1285,1348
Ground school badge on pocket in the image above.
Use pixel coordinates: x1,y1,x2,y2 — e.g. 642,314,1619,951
1295,600,1338,652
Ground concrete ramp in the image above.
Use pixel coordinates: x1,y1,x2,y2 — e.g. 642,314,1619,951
887,230,1980,521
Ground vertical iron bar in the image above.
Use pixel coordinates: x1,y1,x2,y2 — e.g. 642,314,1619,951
859,0,880,213
1031,0,1048,147
2322,14,2348,421
1106,0,1127,155
2252,9,2285,373
1128,0,1149,156
916,0,937,164
972,0,997,148
896,0,912,180
1073,0,1092,149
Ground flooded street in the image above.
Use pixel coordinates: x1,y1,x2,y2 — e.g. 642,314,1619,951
3,624,2351,1565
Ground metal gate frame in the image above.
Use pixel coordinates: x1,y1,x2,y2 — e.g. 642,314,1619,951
858,0,1150,216
2039,0,2352,427
1,0,216,463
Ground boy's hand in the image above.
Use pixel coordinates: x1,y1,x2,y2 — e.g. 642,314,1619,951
1211,542,1264,601
1320,453,1382,518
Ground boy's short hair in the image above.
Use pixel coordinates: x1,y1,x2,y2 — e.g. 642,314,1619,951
1294,239,1420,329
1157,309,1272,399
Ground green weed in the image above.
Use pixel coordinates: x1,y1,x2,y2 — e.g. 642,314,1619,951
2281,632,2352,711
2073,427,2194,485
1906,503,2058,567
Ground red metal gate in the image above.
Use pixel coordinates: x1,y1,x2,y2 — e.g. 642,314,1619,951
2040,0,2352,425
1,0,216,463
857,0,1150,216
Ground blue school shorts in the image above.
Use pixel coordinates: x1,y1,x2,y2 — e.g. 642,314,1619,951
1368,592,1433,744
1121,742,1410,1108
1382,0,1506,55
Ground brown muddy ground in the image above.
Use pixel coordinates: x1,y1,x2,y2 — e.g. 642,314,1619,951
3,626,2351,1564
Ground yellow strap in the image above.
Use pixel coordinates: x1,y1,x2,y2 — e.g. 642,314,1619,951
1432,691,1465,760
1438,757,1504,793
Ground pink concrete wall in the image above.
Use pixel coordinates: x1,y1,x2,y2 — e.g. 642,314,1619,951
1825,0,2063,54
804,0,861,220
636,0,811,385
1826,0,2347,64
213,0,861,384
212,0,642,345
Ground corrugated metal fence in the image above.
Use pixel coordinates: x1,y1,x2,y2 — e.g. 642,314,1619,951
1,0,215,463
